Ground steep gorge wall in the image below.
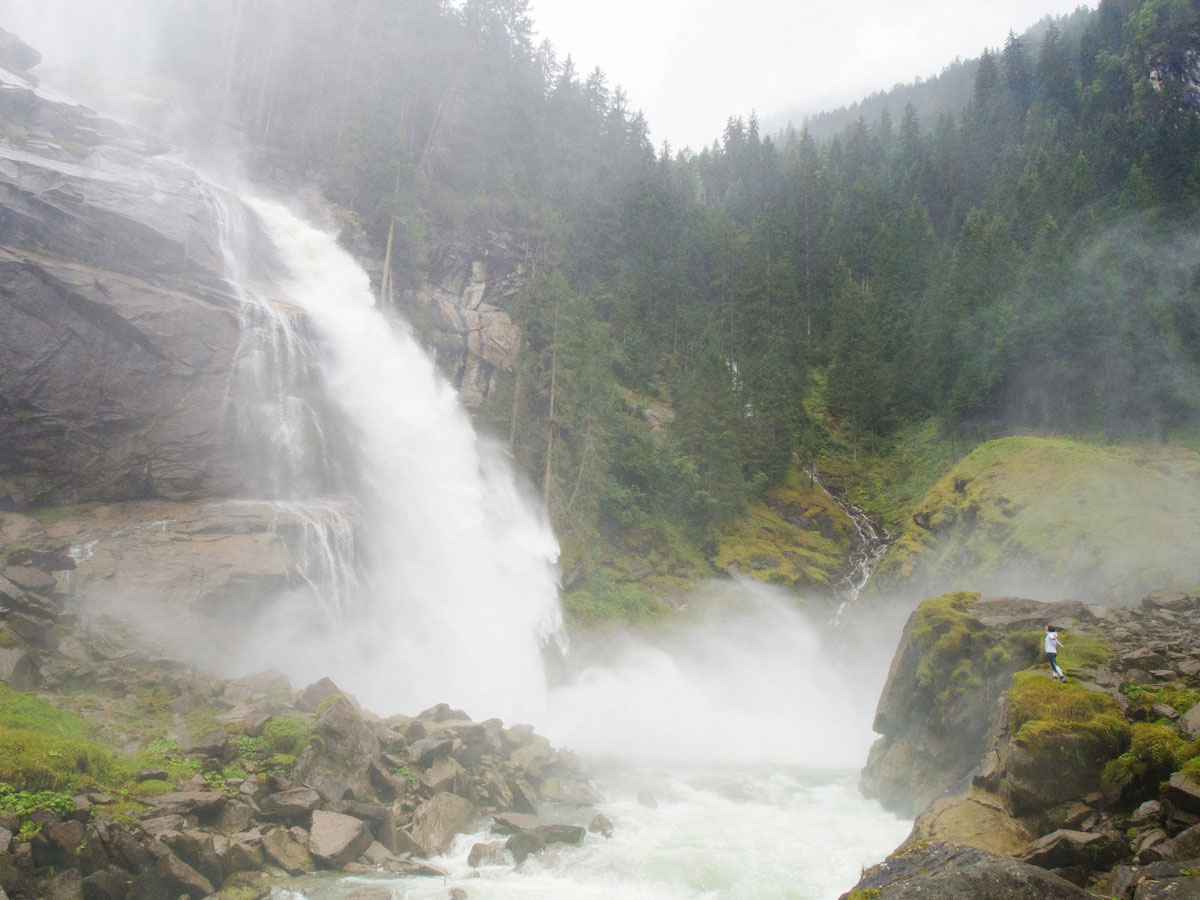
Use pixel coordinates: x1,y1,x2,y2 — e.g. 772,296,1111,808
0,47,253,509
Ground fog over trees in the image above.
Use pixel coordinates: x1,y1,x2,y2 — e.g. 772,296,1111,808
17,0,1197,602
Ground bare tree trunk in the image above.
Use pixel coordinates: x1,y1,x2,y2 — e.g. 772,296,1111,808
508,366,523,447
542,296,559,502
567,421,594,514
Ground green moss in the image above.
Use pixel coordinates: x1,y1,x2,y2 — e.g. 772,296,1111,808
0,684,111,791
262,716,313,757
1102,723,1196,791
867,437,1200,605
1008,671,1130,755
713,462,855,590
847,890,881,900
1182,754,1200,784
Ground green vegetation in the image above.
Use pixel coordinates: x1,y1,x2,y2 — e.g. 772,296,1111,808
868,437,1200,605
1007,670,1130,756
0,684,110,790
906,592,1044,719
1102,723,1198,792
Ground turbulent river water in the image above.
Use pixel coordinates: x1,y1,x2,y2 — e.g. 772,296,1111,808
226,195,910,899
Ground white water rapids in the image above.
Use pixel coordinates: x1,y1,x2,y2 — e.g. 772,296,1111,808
229,196,910,899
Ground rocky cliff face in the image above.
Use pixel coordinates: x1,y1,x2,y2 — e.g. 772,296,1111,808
0,40,270,509
399,232,529,409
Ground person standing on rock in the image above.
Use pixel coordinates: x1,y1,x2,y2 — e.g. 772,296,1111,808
1045,625,1065,681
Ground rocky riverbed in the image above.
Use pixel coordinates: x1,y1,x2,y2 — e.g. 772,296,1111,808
0,528,604,900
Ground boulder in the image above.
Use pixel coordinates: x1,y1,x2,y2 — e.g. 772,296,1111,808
1141,590,1195,612
904,787,1035,856
155,850,214,899
467,840,508,867
1140,824,1200,863
1166,774,1200,817
410,793,478,857
1133,874,1200,899
292,696,381,803
296,677,345,713
2,566,55,593
491,812,539,835
535,824,585,846
504,830,543,865
588,814,614,839
838,841,1098,900
1014,828,1126,871
0,27,41,71
257,787,322,822
419,755,466,797
181,729,233,764
307,810,373,869
0,647,37,690
1122,649,1170,671
261,828,314,876
1179,703,1200,741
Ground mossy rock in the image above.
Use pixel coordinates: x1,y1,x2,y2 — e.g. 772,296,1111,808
712,463,855,591
867,437,1200,605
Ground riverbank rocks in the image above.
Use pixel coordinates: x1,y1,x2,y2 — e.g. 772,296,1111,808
838,841,1098,900
0,550,603,900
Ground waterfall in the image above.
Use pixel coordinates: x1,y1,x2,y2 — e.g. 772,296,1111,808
224,195,563,723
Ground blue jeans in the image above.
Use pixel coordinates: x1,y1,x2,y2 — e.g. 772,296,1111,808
1047,652,1062,677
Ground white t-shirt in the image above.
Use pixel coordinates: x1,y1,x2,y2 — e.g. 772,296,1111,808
1045,631,1061,653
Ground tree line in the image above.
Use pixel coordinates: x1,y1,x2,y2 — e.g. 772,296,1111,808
148,0,1200,582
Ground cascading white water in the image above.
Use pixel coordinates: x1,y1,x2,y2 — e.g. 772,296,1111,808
237,197,563,724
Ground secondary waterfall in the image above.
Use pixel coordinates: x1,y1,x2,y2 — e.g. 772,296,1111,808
228,195,563,723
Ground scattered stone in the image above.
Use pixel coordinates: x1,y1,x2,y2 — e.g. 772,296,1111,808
467,840,507,867
588,814,614,838
1179,703,1200,741
535,824,585,846
1133,800,1163,826
137,769,169,782
504,830,543,865
491,813,539,835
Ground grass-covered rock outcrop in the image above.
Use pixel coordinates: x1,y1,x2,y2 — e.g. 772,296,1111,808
868,437,1200,606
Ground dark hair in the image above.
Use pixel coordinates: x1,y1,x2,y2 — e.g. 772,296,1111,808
1047,625,1057,632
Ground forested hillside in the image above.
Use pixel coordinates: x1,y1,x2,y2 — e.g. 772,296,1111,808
143,0,1200,616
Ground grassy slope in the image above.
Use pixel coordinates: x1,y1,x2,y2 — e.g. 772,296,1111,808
712,463,854,595
868,436,1200,606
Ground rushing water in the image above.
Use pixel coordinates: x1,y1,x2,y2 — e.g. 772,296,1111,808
225,197,910,899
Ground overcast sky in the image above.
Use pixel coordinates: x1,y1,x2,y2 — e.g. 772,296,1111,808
531,0,1093,150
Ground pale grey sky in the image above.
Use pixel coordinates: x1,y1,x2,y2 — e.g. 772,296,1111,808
531,0,1092,150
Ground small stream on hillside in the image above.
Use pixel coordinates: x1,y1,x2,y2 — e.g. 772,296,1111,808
810,472,895,621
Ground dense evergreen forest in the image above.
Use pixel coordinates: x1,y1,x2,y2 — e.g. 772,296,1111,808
148,0,1200,609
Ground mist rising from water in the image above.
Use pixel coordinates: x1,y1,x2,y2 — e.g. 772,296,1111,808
543,580,888,767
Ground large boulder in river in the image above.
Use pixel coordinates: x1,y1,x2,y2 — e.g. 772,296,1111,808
838,841,1098,900
411,792,478,857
